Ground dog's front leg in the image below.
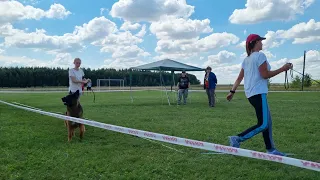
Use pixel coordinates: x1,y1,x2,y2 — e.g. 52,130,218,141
67,125,73,142
79,124,85,140
65,111,69,127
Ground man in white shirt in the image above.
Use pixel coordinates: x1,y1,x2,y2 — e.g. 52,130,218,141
69,58,88,97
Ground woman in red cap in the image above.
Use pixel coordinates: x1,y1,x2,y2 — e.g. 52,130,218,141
226,34,292,156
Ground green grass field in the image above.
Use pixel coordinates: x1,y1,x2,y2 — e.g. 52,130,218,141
0,91,319,179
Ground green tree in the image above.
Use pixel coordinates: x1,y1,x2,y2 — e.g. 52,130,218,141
291,75,301,88
303,74,312,87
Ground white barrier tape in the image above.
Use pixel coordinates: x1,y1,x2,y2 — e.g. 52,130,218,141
141,137,185,154
0,99,319,172
12,102,42,110
12,102,65,115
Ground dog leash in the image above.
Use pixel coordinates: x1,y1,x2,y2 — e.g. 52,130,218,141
91,89,96,103
284,63,320,90
290,68,320,85
284,63,294,90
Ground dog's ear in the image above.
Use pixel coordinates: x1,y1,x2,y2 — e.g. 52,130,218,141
75,90,79,94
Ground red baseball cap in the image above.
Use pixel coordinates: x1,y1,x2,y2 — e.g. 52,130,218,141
246,34,266,55
246,34,266,46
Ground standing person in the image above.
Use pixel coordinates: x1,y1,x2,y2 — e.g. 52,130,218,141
204,66,217,107
177,70,190,105
69,58,88,98
226,34,292,156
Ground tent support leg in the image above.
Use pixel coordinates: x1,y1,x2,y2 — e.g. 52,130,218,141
161,72,171,106
129,70,133,103
160,71,163,105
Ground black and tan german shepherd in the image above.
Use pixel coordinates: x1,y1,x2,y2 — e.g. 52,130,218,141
61,90,85,142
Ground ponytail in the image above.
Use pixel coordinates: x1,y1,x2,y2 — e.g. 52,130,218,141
246,41,256,56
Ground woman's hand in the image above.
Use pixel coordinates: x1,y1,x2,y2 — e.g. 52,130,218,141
281,63,292,72
226,92,234,101
82,79,88,84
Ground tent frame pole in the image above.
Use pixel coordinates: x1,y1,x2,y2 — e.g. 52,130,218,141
129,69,133,103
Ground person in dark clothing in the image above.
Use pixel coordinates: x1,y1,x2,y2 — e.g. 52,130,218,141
177,70,190,105
204,66,217,107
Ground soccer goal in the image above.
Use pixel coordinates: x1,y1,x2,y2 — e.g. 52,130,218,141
96,79,125,91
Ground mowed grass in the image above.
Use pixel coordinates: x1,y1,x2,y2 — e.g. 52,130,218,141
0,91,319,180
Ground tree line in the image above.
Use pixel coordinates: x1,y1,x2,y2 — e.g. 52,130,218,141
290,74,319,88
0,67,201,88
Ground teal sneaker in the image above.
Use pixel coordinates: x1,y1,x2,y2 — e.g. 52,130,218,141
228,136,240,148
267,149,287,156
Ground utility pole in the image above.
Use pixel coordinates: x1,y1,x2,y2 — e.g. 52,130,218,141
301,50,306,91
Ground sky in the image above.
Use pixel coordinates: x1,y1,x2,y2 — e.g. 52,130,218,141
0,0,319,84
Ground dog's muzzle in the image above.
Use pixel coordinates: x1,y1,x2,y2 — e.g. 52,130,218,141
61,97,68,106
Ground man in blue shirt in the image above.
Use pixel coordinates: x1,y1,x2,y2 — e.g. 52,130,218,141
204,66,217,107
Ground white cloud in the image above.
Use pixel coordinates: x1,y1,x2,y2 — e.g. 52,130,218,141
93,31,150,59
45,3,72,19
1,25,83,52
110,0,237,63
153,51,197,61
229,0,315,24
269,50,320,83
0,1,71,25
93,31,143,47
263,31,286,49
292,36,320,44
278,19,320,44
236,31,285,50
135,24,147,37
155,38,197,56
120,21,141,31
210,63,243,84
240,52,247,60
100,8,109,15
22,0,40,5
154,32,239,61
73,16,117,42
0,53,74,68
237,19,320,51
110,0,194,22
150,18,212,40
102,58,145,70
0,48,4,54
236,41,246,49
50,53,73,67
110,45,150,59
0,55,46,67
206,50,320,84
204,51,237,67
0,16,117,53
196,32,239,51
261,50,276,59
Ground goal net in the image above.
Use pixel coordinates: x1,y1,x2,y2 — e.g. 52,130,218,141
96,79,125,91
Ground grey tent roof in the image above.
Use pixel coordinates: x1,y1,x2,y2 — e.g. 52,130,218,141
130,59,205,71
